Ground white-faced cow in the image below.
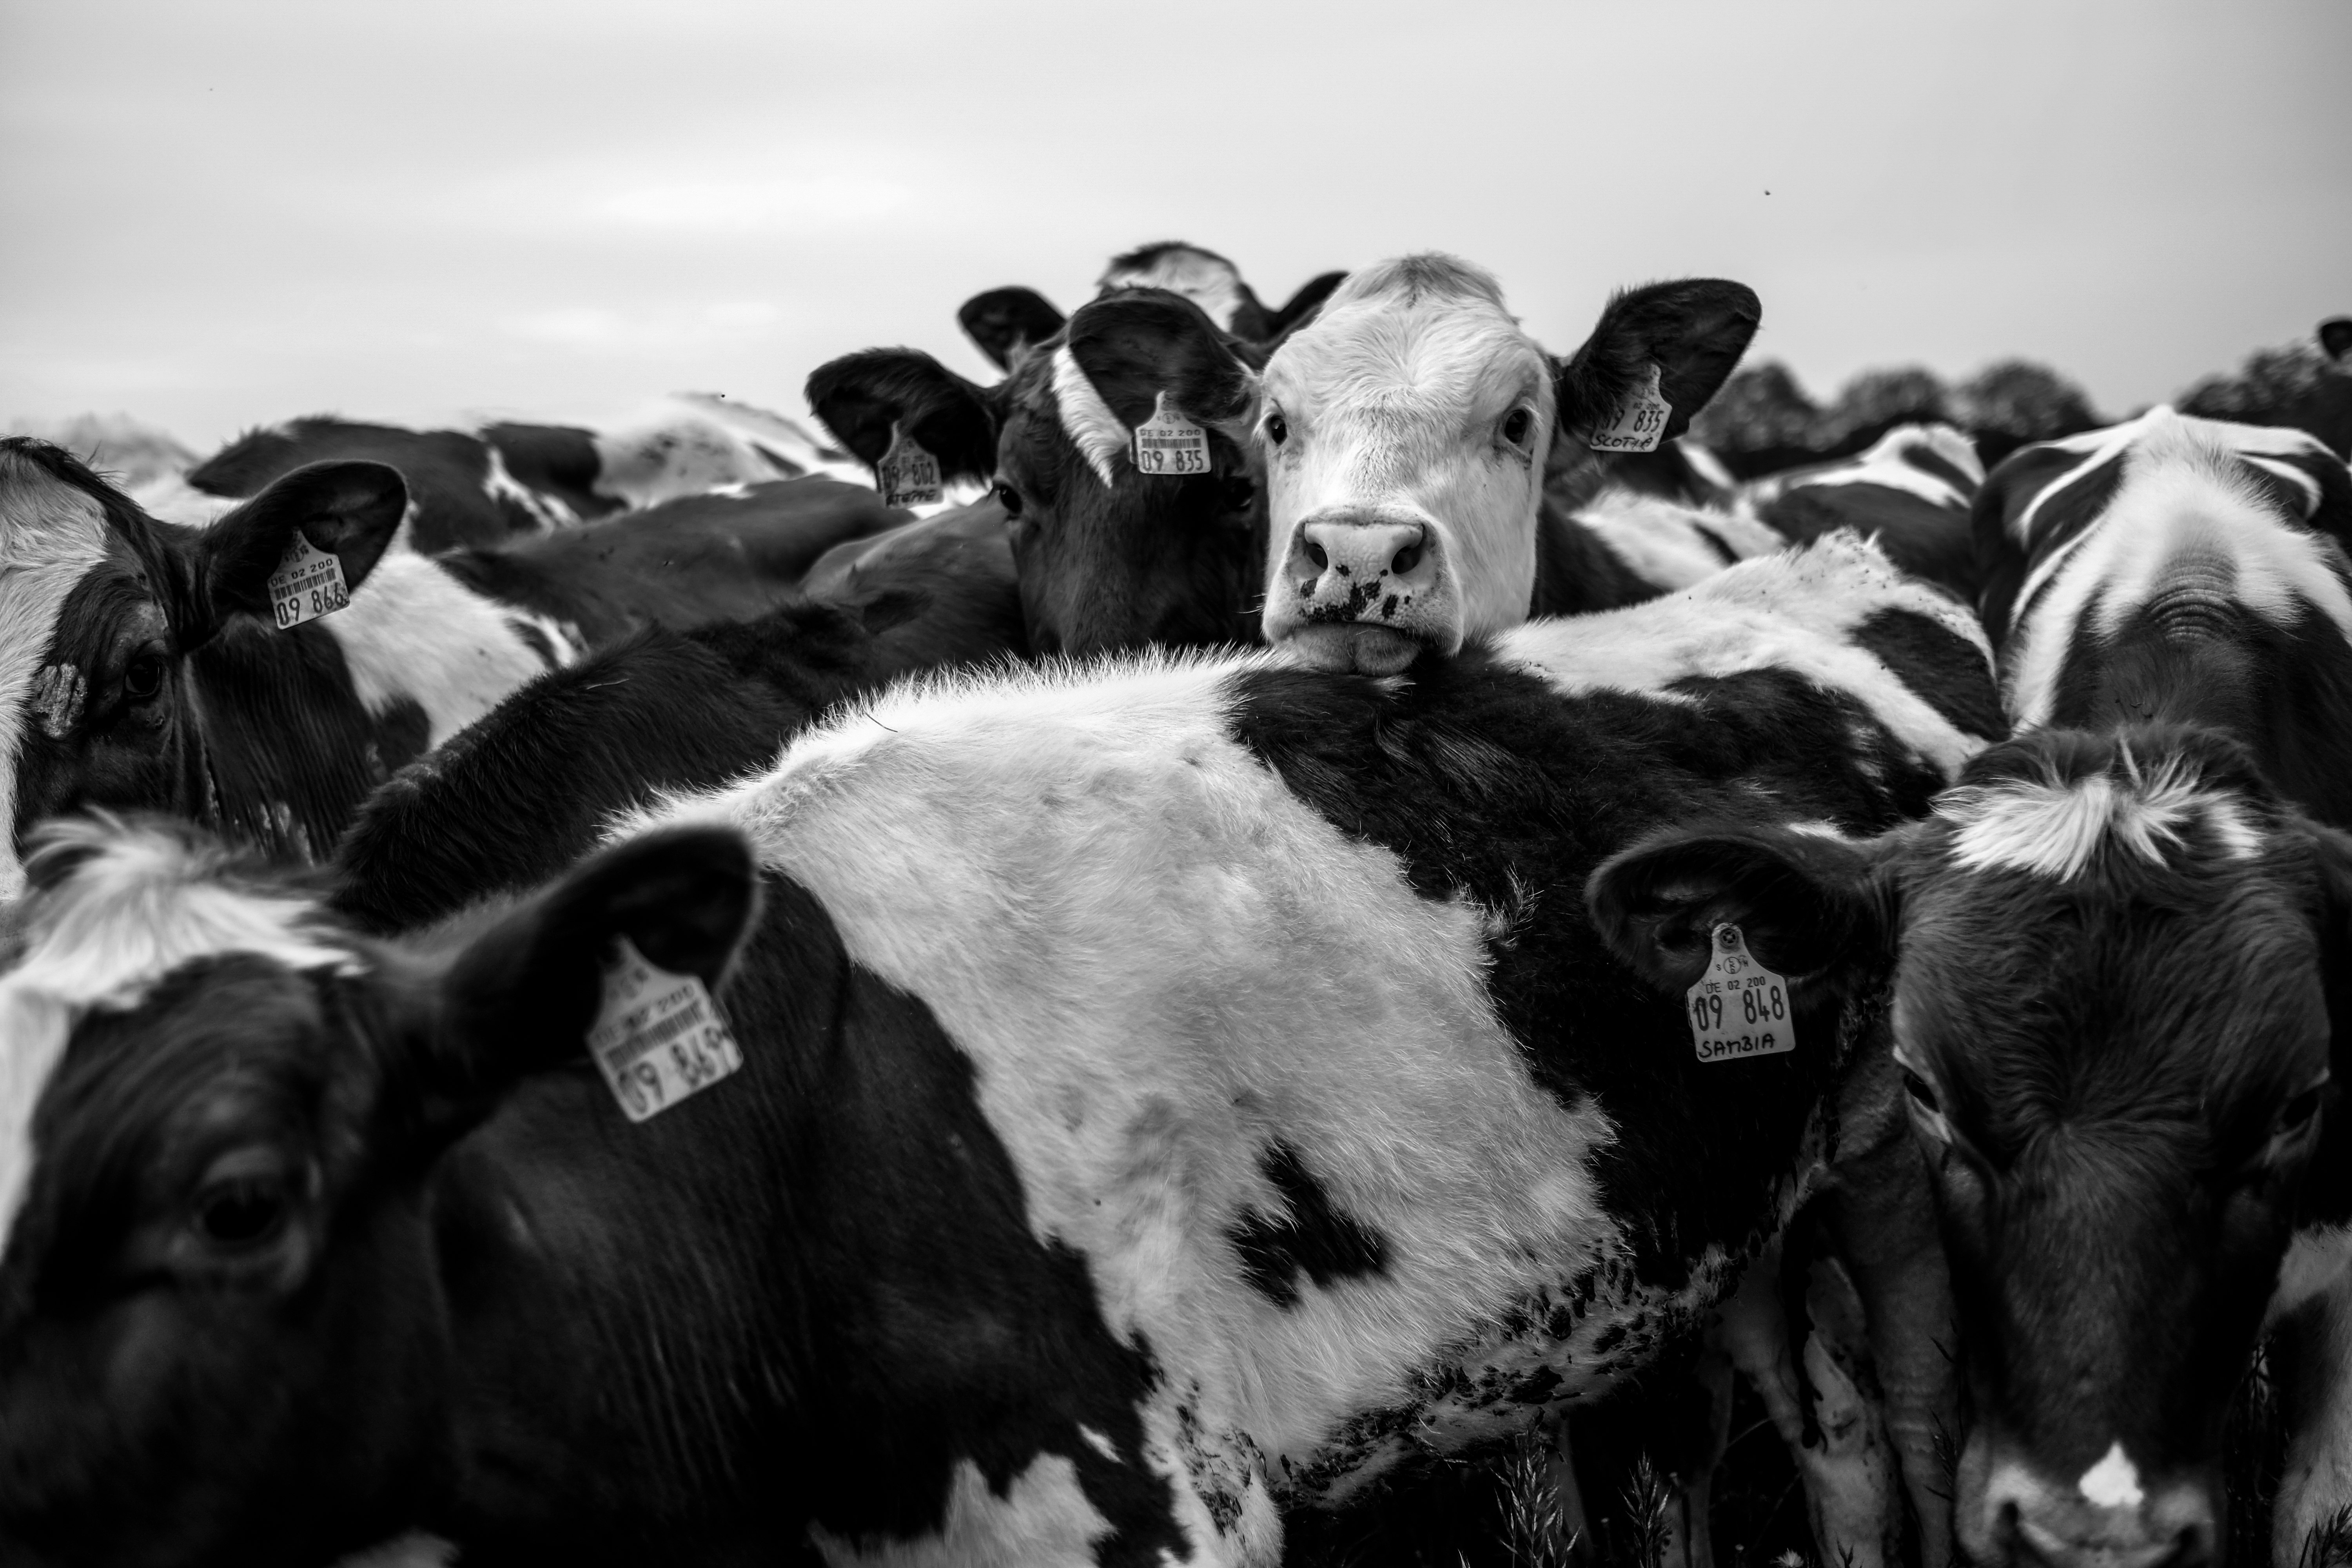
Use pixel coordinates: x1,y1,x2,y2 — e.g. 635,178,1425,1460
0,439,902,894
957,241,1348,372
0,533,1999,1567
1594,411,2352,1568
184,395,869,552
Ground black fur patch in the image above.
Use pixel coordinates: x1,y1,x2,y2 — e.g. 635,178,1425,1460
1849,606,2004,741
1229,1142,1390,1307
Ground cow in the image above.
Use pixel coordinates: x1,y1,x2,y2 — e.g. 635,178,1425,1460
0,531,1998,1568
956,241,1348,371
0,439,903,896
2180,318,2352,461
1590,410,2352,1568
1736,423,1987,599
185,394,869,552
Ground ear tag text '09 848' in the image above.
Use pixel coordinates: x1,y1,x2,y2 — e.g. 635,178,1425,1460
1685,923,1794,1062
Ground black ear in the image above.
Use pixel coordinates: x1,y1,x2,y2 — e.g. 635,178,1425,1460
1556,280,1762,447
1587,820,1894,997
958,287,1068,372
1065,290,1262,436
2321,318,2352,365
191,459,406,642
439,826,761,1098
1264,270,1348,340
805,350,1000,483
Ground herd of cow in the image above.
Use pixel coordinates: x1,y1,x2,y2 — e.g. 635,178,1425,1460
1,240,2350,1568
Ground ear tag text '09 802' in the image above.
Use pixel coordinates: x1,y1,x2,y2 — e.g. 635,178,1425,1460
1685,923,1794,1062
877,421,944,508
267,532,350,630
1586,362,1671,454
589,937,744,1122
1132,391,1209,476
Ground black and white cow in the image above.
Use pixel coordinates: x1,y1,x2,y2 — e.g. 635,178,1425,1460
1735,423,1987,599
1594,410,2352,1568
180,395,868,552
0,533,1997,1567
0,439,901,892
956,241,1348,371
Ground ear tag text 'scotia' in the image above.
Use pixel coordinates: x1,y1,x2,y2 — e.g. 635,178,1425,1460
877,421,943,508
267,532,350,631
589,937,744,1123
1132,391,1209,476
1587,362,1672,454
1686,923,1795,1062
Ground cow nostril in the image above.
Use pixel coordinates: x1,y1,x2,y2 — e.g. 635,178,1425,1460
1391,543,1422,575
1305,541,1328,570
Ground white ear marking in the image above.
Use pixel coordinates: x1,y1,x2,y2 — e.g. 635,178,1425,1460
1049,346,1130,488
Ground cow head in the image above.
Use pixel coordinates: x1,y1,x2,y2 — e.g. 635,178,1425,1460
0,815,758,1565
1588,726,2343,1568
808,289,1267,655
0,441,409,900
1257,255,1759,674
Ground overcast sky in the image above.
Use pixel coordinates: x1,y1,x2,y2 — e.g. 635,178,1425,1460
4,0,2346,450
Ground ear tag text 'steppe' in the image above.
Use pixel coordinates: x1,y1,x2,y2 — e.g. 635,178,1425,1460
1686,923,1795,1063
1132,390,1209,476
877,421,943,509
1586,362,1672,454
267,532,350,631
588,937,744,1123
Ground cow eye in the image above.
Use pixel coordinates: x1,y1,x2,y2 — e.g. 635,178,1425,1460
1502,408,1534,446
123,653,164,701
1901,1067,1942,1114
194,1175,289,1248
1265,412,1289,447
990,481,1024,518
2279,1084,2325,1134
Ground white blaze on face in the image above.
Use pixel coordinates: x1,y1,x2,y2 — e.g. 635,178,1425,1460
0,453,114,901
1257,255,1553,659
2079,1441,2147,1510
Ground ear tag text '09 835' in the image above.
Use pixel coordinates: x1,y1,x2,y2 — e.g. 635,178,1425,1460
1132,391,1209,476
589,937,744,1122
1586,361,1671,454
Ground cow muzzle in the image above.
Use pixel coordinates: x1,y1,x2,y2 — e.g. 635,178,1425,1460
1266,510,1453,676
1958,1437,2218,1568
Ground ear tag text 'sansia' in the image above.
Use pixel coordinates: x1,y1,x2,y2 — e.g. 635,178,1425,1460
877,421,944,509
589,937,744,1123
267,532,350,631
1686,923,1795,1062
1587,362,1672,454
1132,390,1209,476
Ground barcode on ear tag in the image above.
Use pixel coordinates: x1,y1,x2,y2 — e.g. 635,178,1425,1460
1132,390,1209,476
1587,362,1672,454
267,532,350,630
877,421,943,508
1685,923,1795,1063
588,936,744,1122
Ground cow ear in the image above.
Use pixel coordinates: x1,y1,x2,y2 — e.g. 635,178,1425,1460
434,826,761,1105
1586,820,1896,998
805,349,1000,483
1065,289,1262,442
1264,270,1348,341
2321,318,2352,366
188,460,406,642
958,287,1067,372
1555,280,1762,448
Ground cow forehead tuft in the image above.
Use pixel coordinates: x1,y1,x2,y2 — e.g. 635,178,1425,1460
1267,255,1541,417
1936,740,2268,882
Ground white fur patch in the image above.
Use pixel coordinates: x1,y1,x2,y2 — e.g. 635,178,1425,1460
318,550,576,747
481,448,578,530
584,392,871,508
1573,489,1784,592
2078,1442,2146,1510
622,646,1622,1528
810,1452,1122,1568
1492,532,1993,780
1048,346,1130,488
2006,410,2352,729
0,817,361,1237
1101,245,1249,334
0,453,114,901
1938,749,2263,881
1744,423,1984,512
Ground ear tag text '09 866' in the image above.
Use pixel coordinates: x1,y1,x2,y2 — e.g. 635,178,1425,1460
267,532,350,630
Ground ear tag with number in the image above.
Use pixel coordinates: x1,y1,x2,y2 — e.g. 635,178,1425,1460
1586,362,1672,454
1685,923,1795,1063
588,937,744,1123
876,421,943,508
266,532,351,631
1132,391,1209,476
